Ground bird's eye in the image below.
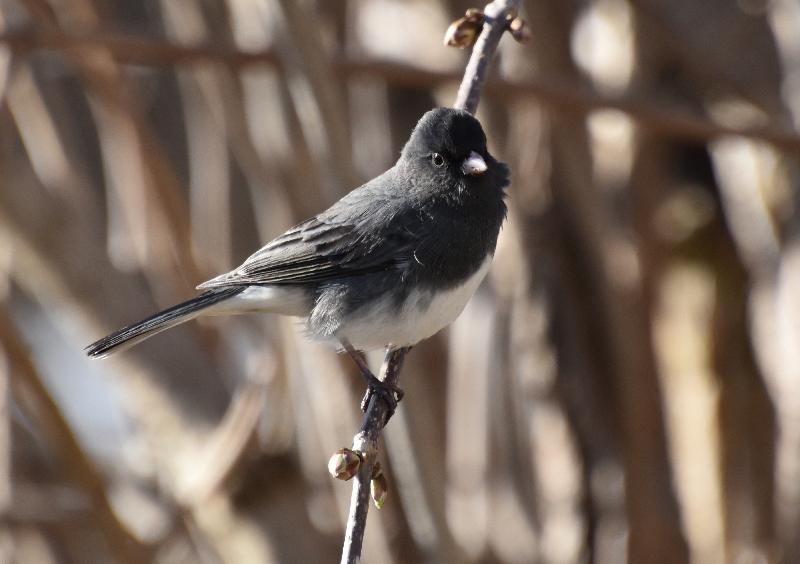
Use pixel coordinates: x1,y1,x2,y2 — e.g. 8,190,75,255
431,153,445,167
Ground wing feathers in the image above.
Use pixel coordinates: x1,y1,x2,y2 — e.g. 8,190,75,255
198,214,419,289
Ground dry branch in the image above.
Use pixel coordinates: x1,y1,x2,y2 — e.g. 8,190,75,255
339,348,409,564
3,28,800,152
454,1,519,114
0,304,151,564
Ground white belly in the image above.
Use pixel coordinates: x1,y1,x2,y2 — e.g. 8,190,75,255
334,257,492,350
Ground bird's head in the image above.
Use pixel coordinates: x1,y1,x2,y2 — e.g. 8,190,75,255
400,107,509,201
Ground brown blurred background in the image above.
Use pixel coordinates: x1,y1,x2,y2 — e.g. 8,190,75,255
1,0,799,563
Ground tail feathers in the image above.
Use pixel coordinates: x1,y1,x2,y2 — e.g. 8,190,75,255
85,288,244,358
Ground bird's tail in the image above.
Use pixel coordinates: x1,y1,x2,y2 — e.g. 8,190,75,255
85,288,245,358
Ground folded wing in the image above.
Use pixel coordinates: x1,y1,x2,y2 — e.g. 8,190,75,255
198,214,420,289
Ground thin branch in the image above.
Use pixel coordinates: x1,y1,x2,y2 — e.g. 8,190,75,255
339,2,520,562
175,381,267,504
454,0,517,114
0,27,282,67
274,0,360,192
340,348,408,564
3,27,800,151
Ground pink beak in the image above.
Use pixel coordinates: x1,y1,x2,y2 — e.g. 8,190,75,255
461,151,488,176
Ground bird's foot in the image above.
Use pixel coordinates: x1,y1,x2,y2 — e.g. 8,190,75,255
360,375,405,418
341,340,406,423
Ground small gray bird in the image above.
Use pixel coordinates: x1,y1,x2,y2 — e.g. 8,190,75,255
87,108,509,409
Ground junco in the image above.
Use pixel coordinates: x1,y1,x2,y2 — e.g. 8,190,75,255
86,107,509,411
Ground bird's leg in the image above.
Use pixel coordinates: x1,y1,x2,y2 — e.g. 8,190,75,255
340,340,405,417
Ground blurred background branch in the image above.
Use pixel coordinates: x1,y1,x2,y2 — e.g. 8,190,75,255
5,27,800,151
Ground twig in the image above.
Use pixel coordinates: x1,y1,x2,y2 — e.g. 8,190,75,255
338,2,520,562
454,0,518,114
3,28,800,151
340,348,408,564
175,381,267,504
